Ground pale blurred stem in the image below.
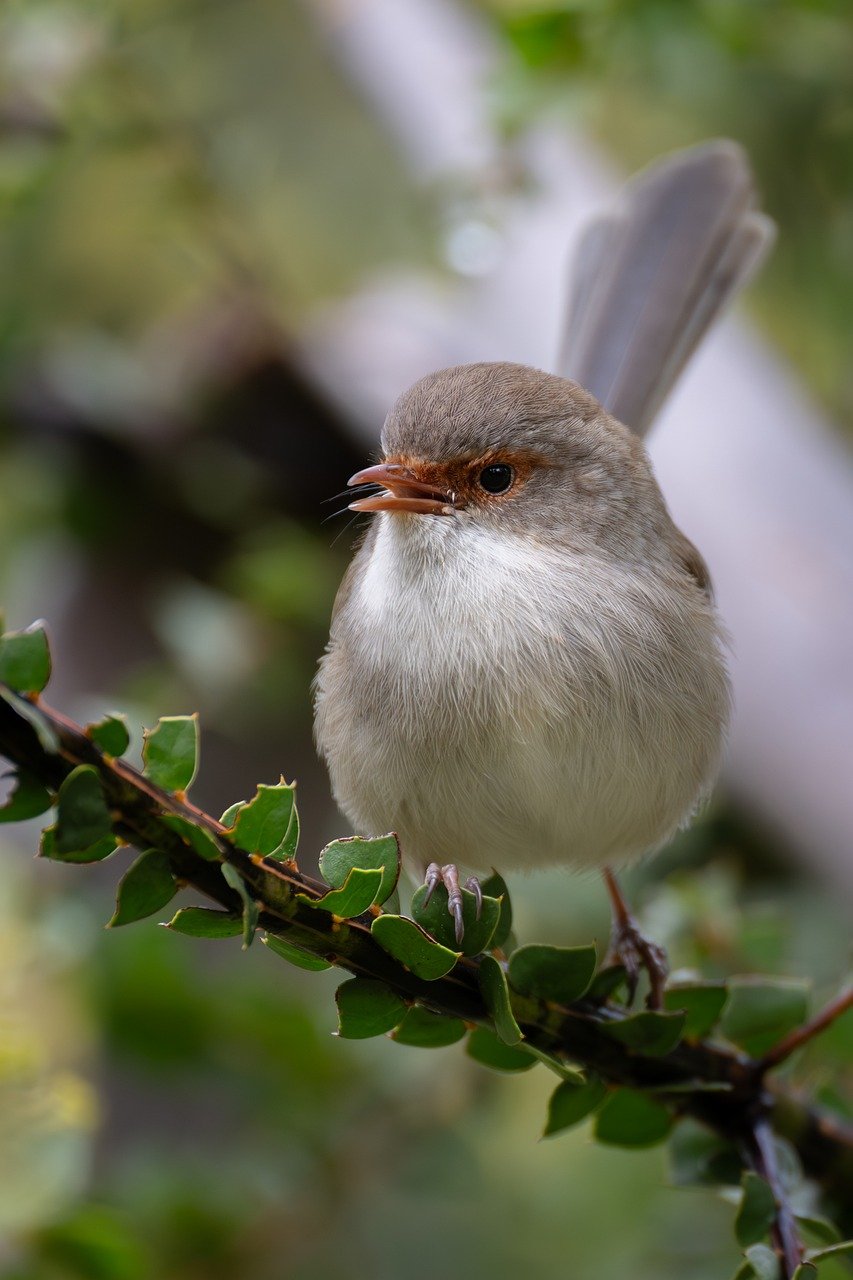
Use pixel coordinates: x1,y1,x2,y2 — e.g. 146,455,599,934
1,683,852,1219
747,1115,803,1278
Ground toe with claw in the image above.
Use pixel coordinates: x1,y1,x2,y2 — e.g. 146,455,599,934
422,863,483,945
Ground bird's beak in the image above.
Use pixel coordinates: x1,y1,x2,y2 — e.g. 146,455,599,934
347,463,455,516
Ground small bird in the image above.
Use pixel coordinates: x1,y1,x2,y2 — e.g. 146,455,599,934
314,141,773,1003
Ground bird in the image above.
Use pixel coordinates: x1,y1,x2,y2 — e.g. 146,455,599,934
313,140,774,1005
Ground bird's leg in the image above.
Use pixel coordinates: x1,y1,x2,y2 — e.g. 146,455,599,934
422,863,483,945
602,866,668,1009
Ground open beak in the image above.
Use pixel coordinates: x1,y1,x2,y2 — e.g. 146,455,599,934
347,463,455,516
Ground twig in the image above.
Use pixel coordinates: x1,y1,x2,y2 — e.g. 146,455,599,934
748,1114,803,1279
759,986,853,1073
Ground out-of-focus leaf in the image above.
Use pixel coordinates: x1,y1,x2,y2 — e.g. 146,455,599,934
391,1007,467,1048
224,781,296,859
109,849,177,927
807,1240,853,1263
721,977,810,1057
55,765,112,855
594,1089,673,1147
588,964,628,1001
744,1243,781,1280
0,686,59,753
735,1172,777,1247
86,714,130,757
142,715,199,793
466,1027,535,1073
411,882,500,957
300,867,383,918
668,1120,742,1188
161,814,222,861
319,833,400,904
335,978,406,1039
165,907,242,938
0,769,52,822
263,933,332,971
603,1010,685,1057
371,913,459,980
478,954,522,1045
795,1215,842,1247
40,825,117,864
480,871,512,948
664,982,728,1038
0,622,51,693
543,1076,607,1137
221,862,258,948
790,1266,818,1280
508,944,597,1004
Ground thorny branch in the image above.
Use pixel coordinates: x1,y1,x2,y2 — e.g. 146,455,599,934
1,684,852,1275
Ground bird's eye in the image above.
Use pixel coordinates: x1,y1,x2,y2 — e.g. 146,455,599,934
477,463,514,494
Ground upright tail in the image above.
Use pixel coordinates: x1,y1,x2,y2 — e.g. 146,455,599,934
558,140,775,438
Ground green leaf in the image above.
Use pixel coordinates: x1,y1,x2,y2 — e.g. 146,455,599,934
744,1243,780,1280
371,913,459,980
0,622,51,693
86,714,130,757
300,867,383,918
795,1215,843,1248
466,1027,536,1073
543,1076,607,1137
165,907,242,938
603,1010,686,1057
319,833,400,905
808,1240,853,1263
221,862,259,948
664,982,728,1039
735,1172,777,1247
55,765,112,855
721,977,810,1057
480,871,512,948
225,781,296,859
142,715,199,793
109,849,177,927
161,814,222,861
668,1120,743,1188
478,954,522,1045
588,964,629,1001
0,769,52,822
0,685,60,753
280,796,300,861
594,1089,673,1147
411,882,501,957
335,978,406,1039
39,825,117,864
263,933,332,971
508,943,597,1004
790,1266,818,1280
391,1007,467,1048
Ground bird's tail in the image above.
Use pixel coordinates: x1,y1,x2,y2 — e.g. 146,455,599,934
558,140,775,438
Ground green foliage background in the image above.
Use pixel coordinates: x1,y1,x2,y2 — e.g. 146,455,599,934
0,2,850,1278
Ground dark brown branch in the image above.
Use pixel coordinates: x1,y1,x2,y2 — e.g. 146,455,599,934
1,683,852,1220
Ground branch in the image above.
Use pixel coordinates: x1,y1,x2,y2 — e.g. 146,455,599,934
1,682,852,1226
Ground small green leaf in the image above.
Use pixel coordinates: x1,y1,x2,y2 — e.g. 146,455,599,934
808,1240,853,1263
411,882,501,957
543,1075,607,1137
86,714,130,757
480,871,512,948
795,1215,842,1248
735,1172,777,1247
221,862,259,948
508,943,597,1004
263,933,332,971
226,781,296,859
55,765,112,855
0,686,60,753
478,954,522,1044
466,1027,536,1073
588,964,629,1001
604,1010,686,1057
165,907,242,938
721,977,810,1057
319,833,400,905
40,825,116,864
335,978,406,1039
109,849,177,927
300,867,383,918
142,715,199,793
391,1007,467,1048
371,913,459,980
664,982,728,1039
790,1266,818,1280
280,797,300,861
744,1243,780,1280
0,769,52,822
161,814,222,861
667,1119,743,1188
0,622,51,693
594,1089,673,1147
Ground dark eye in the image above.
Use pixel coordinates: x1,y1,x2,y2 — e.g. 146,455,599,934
478,463,514,494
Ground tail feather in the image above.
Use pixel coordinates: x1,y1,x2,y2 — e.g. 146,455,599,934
558,140,775,437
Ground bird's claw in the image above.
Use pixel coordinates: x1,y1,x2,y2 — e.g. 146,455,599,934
607,918,669,1009
422,863,483,944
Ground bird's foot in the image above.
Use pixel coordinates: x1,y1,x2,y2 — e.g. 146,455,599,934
423,863,482,945
606,916,669,1009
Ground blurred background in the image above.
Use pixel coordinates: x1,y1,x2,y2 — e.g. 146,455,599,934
1,1,851,1277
